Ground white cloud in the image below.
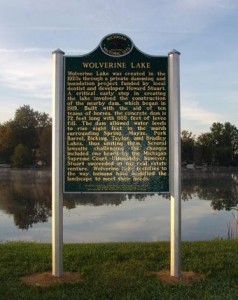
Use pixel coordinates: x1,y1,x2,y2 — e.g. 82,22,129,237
0,48,52,122
1,0,233,37
0,101,19,123
181,91,223,124
0,50,51,96
177,0,238,13
0,48,51,53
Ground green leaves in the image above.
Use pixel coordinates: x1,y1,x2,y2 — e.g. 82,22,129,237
11,144,32,167
0,105,51,166
182,122,238,166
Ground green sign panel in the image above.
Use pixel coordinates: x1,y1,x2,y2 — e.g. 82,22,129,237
64,33,169,193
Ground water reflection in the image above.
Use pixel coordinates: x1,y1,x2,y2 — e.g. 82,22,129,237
182,171,238,211
0,170,51,230
64,193,148,209
0,169,237,239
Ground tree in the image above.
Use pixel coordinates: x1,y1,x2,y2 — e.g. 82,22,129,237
39,125,52,166
210,122,238,166
13,105,39,149
0,121,15,163
181,130,195,164
14,105,38,128
195,132,214,165
35,111,52,128
194,122,238,166
0,105,52,166
12,105,52,151
11,144,32,167
222,122,238,164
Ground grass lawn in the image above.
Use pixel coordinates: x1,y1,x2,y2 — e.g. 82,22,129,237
0,240,238,299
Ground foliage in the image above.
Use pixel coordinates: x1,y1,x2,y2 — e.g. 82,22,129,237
182,122,238,166
0,120,16,163
195,132,213,165
209,122,238,166
0,105,51,166
181,130,195,163
11,144,32,167
0,241,238,299
38,125,52,166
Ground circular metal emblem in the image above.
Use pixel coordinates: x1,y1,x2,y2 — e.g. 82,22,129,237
100,33,133,57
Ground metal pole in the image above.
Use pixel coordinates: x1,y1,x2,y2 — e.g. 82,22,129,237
168,49,181,278
52,49,64,277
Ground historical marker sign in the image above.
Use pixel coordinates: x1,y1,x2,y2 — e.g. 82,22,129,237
53,35,181,278
64,33,169,193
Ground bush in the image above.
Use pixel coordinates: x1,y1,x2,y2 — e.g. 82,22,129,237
11,144,32,167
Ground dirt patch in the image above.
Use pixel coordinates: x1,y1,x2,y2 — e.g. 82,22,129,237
156,271,205,285
22,270,204,287
21,272,81,287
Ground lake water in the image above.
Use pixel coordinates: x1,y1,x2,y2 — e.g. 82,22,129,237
0,169,237,242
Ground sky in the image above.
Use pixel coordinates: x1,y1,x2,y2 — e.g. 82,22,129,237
0,0,237,136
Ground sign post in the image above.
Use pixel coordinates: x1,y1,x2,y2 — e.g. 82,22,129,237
52,49,64,277
169,50,181,278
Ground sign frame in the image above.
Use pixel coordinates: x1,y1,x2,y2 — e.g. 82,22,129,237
52,34,181,279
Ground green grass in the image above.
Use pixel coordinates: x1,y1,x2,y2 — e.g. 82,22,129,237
0,240,238,299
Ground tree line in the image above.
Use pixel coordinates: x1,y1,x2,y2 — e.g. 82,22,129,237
181,122,238,166
0,105,51,167
0,105,238,168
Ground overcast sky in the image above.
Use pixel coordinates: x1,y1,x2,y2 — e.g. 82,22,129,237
0,0,237,135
